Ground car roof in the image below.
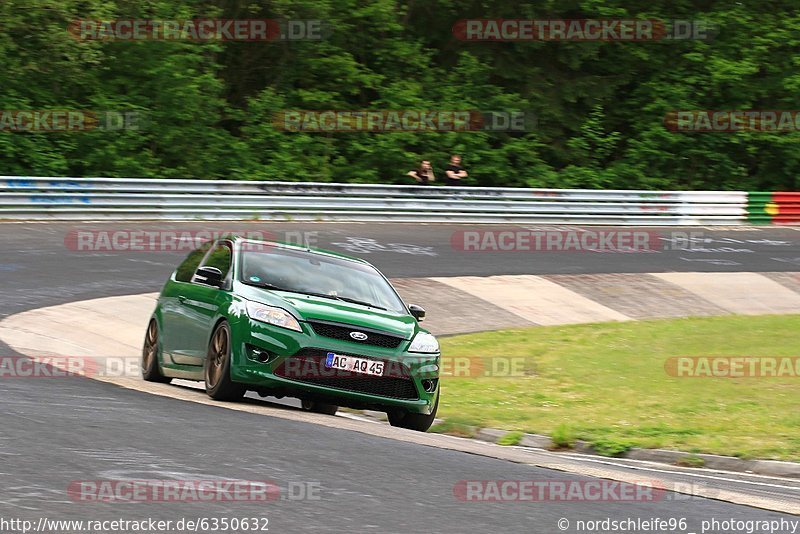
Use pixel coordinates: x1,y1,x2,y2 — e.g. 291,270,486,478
229,235,370,265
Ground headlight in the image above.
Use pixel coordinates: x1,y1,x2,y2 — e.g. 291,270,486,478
246,301,302,332
408,332,439,353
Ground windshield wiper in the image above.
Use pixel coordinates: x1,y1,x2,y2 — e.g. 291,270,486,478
329,294,388,311
292,290,388,311
280,288,388,311
241,280,288,291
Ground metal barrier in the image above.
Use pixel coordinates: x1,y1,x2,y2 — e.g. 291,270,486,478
0,176,782,225
747,192,800,224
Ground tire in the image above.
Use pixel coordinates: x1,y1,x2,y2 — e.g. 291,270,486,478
204,322,246,401
142,319,171,383
301,399,339,416
387,396,438,432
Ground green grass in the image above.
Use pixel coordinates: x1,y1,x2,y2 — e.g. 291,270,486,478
497,430,524,446
676,455,706,468
437,315,800,461
550,423,576,450
590,438,634,457
428,418,476,438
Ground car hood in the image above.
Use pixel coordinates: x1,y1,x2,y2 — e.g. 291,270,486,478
237,284,417,339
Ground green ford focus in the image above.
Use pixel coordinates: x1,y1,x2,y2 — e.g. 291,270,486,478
142,236,440,431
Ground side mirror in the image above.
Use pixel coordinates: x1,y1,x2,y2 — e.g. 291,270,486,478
408,304,426,322
193,266,223,287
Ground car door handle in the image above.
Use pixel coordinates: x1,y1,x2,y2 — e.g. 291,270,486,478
178,295,187,303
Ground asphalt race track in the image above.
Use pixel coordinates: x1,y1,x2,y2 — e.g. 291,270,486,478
3,222,800,318
1,222,799,533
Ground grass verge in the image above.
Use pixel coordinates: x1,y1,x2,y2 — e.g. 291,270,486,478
436,315,800,461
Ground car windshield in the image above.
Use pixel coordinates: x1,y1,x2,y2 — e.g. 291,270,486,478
239,245,406,313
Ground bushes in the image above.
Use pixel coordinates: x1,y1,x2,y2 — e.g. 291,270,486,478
3,1,799,191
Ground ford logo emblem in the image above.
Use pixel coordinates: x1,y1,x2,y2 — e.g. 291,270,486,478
350,331,368,341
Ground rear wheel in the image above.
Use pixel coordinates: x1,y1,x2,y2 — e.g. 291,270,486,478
141,319,171,383
301,399,339,416
205,322,245,401
388,396,438,432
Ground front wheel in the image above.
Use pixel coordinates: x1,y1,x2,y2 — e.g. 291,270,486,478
205,322,245,401
141,319,171,383
387,396,438,432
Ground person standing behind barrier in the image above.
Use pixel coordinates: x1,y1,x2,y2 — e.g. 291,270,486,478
407,160,435,185
444,154,468,186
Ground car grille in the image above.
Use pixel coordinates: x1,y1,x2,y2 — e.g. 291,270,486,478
308,321,404,349
274,348,418,400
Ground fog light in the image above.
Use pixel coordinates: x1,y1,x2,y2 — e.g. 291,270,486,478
421,379,438,393
247,344,274,364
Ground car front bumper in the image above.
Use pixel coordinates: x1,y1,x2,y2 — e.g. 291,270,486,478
229,318,440,415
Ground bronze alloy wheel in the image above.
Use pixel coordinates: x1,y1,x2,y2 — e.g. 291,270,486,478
141,319,171,383
204,322,245,401
206,325,228,389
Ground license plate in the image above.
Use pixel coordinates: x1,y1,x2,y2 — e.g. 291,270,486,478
325,352,384,376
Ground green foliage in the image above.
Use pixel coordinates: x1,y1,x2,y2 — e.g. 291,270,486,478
429,418,477,438
591,438,634,457
676,455,706,468
497,430,524,446
1,0,799,190
550,424,576,450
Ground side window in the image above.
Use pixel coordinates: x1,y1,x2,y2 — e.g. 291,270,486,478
199,242,233,280
174,241,213,282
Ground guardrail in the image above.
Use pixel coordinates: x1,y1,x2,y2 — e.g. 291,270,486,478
747,192,800,224
0,176,794,225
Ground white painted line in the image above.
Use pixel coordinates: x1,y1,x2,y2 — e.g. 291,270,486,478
653,272,800,314
431,275,631,325
547,452,800,491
